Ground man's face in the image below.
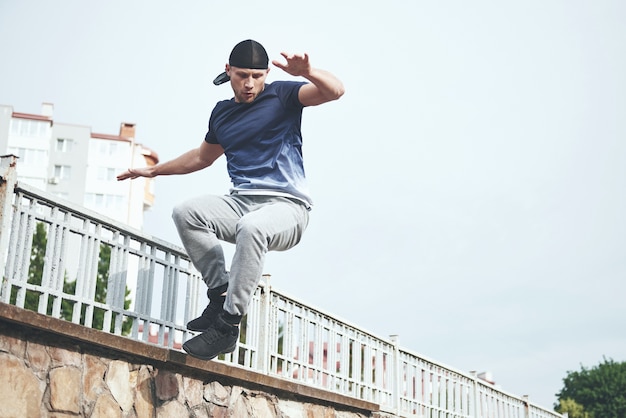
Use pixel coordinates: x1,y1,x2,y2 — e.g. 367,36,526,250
227,65,270,103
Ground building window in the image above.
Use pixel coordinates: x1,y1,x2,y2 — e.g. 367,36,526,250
97,140,123,156
54,165,72,180
84,193,125,210
8,147,47,166
10,119,50,138
56,138,73,152
97,167,117,181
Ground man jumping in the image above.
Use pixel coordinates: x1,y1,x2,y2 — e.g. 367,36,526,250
117,39,344,360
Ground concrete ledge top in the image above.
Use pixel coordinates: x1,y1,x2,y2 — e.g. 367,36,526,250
0,302,380,413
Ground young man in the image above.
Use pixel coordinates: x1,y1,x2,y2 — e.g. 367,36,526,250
117,39,344,360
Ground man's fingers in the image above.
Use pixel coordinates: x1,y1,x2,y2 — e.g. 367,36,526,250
272,59,286,69
116,169,136,181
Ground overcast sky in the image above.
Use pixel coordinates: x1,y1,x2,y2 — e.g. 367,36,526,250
1,0,625,408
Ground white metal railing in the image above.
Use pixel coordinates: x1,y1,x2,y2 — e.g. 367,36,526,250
0,155,563,418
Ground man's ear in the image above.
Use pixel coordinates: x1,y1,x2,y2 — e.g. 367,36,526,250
225,64,231,76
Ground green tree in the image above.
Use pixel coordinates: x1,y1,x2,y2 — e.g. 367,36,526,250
17,222,132,335
62,244,132,335
29,223,47,285
555,398,592,418
555,357,626,418
11,222,49,310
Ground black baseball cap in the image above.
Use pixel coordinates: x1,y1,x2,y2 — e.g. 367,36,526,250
213,39,269,85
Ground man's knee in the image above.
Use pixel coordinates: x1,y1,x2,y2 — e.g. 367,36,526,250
171,201,192,227
235,216,305,251
235,218,265,242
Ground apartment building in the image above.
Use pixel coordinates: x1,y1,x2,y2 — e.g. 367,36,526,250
0,102,158,230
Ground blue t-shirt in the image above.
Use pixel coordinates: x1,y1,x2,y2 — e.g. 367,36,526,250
205,81,312,206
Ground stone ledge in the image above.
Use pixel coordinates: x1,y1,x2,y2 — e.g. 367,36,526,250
0,302,380,414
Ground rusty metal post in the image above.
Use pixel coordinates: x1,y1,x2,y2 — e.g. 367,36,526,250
257,273,272,374
0,155,18,300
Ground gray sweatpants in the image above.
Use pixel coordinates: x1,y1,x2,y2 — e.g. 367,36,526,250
172,194,310,316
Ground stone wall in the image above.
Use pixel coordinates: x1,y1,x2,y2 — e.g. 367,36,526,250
0,304,393,418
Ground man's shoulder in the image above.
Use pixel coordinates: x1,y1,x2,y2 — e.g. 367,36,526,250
215,97,235,107
261,80,307,98
267,80,307,90
265,80,307,107
210,98,237,117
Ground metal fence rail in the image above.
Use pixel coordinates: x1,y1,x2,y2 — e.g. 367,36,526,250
0,155,563,418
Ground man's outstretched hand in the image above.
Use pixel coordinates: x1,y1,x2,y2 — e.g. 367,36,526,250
272,52,312,78
117,167,153,181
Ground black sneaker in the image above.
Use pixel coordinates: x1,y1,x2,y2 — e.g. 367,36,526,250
187,305,220,332
187,283,228,332
183,313,239,360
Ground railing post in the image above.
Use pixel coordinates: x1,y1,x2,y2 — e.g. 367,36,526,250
523,395,530,418
0,155,18,300
390,334,401,417
257,273,272,374
470,371,479,418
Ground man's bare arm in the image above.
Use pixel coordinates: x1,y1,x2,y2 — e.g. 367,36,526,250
117,141,224,180
272,52,345,107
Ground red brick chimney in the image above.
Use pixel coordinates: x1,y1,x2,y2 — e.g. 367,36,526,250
119,122,136,139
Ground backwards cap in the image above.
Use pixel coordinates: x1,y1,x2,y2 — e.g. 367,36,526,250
213,39,269,85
